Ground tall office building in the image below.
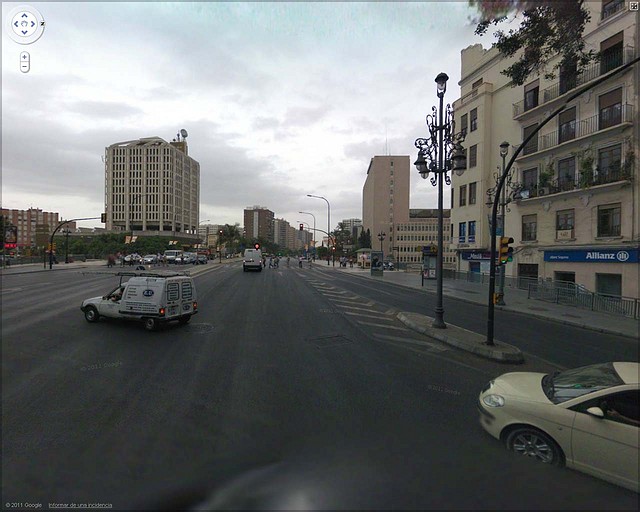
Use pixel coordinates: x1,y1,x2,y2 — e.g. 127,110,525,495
452,2,638,297
104,135,200,235
395,209,455,268
243,206,274,242
362,156,410,257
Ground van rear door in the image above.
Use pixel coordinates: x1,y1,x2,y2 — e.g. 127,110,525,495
165,278,196,318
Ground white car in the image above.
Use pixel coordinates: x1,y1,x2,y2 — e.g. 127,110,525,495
142,254,158,264
478,362,639,492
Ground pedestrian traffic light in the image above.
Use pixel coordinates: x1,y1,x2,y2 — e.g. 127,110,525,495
254,243,261,250
299,223,304,231
499,237,514,265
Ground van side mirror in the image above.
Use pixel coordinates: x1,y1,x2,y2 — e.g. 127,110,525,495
586,406,605,418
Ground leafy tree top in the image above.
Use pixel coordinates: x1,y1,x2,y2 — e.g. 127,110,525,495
471,0,595,86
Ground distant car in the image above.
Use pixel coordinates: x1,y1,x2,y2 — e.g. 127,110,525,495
124,254,142,264
142,254,158,264
243,248,262,272
478,362,639,492
383,262,395,270
196,254,208,264
181,252,197,264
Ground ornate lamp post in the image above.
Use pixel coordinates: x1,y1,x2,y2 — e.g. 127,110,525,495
414,72,466,329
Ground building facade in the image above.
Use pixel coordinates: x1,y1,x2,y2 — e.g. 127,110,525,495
452,2,638,297
104,136,200,235
2,207,62,250
362,156,410,258
243,206,274,242
395,209,455,268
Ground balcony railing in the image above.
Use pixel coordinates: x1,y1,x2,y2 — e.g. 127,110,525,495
602,0,625,20
523,104,633,155
513,47,636,117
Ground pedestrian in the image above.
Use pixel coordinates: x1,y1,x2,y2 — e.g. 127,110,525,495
107,254,115,268
268,256,273,268
286,256,290,267
298,256,303,268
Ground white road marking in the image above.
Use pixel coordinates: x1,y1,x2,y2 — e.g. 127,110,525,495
344,311,391,320
355,321,409,331
372,333,448,352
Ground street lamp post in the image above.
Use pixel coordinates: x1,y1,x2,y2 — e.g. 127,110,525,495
298,211,316,255
497,142,509,305
377,231,386,253
414,72,467,329
307,194,333,266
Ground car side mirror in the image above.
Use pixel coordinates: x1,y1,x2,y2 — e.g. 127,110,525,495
586,406,605,418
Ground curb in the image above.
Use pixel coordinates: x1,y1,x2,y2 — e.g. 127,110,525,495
329,269,637,340
397,311,524,363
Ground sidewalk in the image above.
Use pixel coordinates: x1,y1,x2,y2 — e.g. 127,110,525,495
316,264,638,362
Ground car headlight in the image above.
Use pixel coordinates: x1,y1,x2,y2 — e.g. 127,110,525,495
482,394,505,407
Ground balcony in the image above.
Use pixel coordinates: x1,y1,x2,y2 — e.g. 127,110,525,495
512,47,635,118
601,0,625,21
518,104,634,158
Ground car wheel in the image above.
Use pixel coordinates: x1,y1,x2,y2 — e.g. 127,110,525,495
505,427,564,466
84,306,99,323
144,318,158,331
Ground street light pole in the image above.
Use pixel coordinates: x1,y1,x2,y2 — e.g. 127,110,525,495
307,195,332,266
377,231,386,253
63,228,71,264
414,72,467,330
496,142,509,306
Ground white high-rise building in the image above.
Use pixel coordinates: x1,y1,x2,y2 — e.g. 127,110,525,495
104,136,200,235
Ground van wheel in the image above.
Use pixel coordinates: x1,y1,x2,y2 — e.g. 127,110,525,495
144,318,158,331
179,316,191,325
84,306,99,323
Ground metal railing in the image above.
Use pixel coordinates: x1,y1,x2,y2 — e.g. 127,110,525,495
528,281,639,319
513,46,636,117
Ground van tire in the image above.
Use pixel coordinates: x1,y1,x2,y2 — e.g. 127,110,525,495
179,316,191,325
144,318,158,331
84,306,99,323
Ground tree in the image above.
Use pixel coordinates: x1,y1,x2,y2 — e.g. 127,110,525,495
358,228,372,249
471,0,596,86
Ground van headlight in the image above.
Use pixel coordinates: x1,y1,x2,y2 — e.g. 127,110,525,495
482,394,505,407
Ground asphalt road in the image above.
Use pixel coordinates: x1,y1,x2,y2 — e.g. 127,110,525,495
2,263,637,510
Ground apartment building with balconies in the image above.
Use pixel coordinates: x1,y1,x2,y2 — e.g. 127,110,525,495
453,1,638,297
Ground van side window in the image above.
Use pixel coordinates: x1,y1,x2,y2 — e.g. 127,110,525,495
167,283,180,301
182,282,193,300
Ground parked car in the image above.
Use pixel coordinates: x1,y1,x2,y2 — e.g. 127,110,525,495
196,254,208,264
478,361,639,492
142,254,158,264
124,253,142,264
383,262,395,271
164,250,183,264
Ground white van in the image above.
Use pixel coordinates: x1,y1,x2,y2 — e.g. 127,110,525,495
164,249,183,264
243,248,262,271
81,271,198,331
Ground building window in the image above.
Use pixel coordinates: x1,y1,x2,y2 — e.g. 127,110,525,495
597,144,623,184
469,144,478,167
459,185,467,207
468,220,476,243
522,168,538,196
558,107,576,143
600,31,623,75
523,123,539,155
468,182,477,205
556,209,575,239
458,222,466,243
522,214,537,241
472,78,483,89
470,108,478,132
599,88,623,130
597,204,621,237
460,114,468,136
524,79,539,111
559,59,578,95
451,188,454,208
557,157,576,191
602,0,625,19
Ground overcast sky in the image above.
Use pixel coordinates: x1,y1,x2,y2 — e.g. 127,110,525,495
2,1,501,229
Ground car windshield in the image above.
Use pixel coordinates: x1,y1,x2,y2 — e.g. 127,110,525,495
543,362,624,404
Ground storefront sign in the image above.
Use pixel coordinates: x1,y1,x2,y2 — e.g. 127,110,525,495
461,251,492,261
544,248,638,263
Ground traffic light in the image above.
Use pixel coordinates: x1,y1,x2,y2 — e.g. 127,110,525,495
299,223,304,231
499,237,514,265
100,212,106,223
254,243,261,250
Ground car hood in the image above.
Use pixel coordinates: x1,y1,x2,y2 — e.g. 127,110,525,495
489,372,550,403
82,296,103,307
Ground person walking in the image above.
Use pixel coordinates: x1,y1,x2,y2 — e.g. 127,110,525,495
286,256,290,267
